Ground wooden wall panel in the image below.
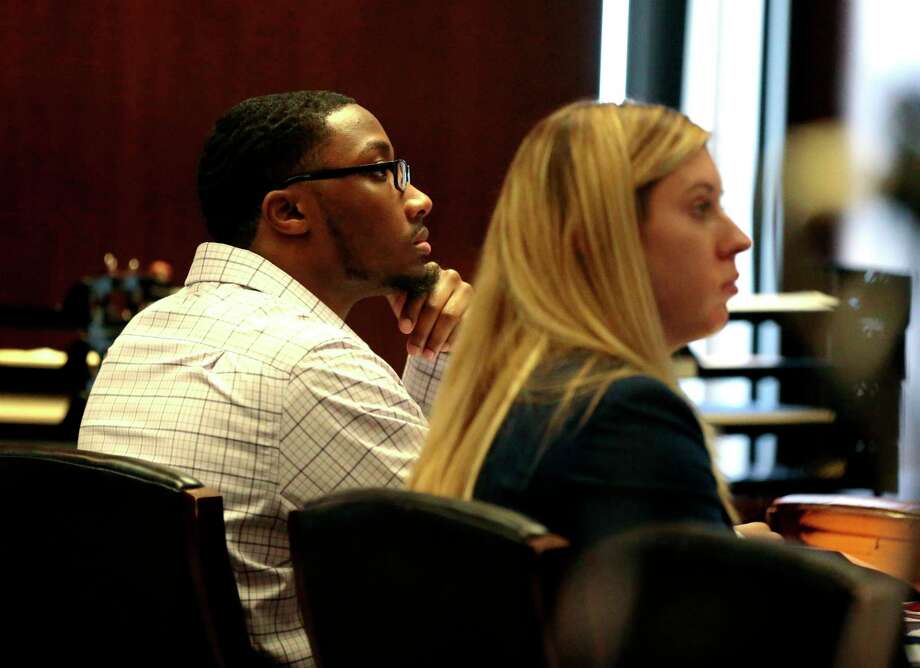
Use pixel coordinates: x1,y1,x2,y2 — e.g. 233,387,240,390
0,0,601,368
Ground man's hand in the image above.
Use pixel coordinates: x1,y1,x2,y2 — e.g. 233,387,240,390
734,521,784,542
387,267,473,360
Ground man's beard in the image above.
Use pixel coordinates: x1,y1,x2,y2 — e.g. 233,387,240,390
384,263,440,299
326,215,440,299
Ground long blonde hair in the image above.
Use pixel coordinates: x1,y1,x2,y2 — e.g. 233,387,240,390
409,100,737,521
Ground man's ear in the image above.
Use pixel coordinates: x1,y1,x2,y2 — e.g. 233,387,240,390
260,189,317,236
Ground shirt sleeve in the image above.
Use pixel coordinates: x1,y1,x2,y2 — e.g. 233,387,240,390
401,352,450,418
278,338,428,509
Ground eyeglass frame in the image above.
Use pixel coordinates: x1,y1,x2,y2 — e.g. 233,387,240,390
278,158,411,192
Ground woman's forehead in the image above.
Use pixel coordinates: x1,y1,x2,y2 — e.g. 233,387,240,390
658,148,722,195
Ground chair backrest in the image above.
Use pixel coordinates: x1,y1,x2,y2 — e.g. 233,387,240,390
552,525,910,668
287,488,569,668
0,447,260,668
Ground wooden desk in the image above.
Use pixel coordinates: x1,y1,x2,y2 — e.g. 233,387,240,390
768,494,920,590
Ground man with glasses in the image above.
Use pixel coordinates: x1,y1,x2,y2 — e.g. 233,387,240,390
79,91,472,667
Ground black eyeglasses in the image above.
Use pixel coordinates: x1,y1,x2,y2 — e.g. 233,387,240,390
279,159,411,192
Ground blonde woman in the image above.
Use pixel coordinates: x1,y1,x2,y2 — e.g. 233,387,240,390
409,100,764,547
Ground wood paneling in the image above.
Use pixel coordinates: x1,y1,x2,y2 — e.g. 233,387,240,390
0,0,601,368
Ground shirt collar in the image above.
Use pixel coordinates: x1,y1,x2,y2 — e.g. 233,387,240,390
185,242,346,328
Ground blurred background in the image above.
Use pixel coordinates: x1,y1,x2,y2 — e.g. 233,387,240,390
0,0,916,508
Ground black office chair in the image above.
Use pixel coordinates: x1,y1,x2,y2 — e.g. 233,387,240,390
0,447,263,668
287,488,569,668
552,524,910,668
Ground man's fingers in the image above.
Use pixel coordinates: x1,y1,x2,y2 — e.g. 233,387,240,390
427,284,472,354
386,292,407,324
399,293,427,335
406,290,446,357
388,262,441,334
440,325,459,352
407,270,470,358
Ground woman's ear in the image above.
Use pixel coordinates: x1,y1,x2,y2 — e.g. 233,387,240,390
260,189,315,236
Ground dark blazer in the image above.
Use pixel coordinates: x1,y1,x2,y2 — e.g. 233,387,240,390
474,374,733,549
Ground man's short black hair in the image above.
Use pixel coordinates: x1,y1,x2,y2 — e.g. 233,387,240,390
197,90,356,248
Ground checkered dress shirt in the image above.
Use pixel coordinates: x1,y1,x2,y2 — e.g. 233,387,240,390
79,242,445,666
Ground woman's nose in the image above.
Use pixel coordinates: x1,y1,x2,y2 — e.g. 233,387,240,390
720,217,752,257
